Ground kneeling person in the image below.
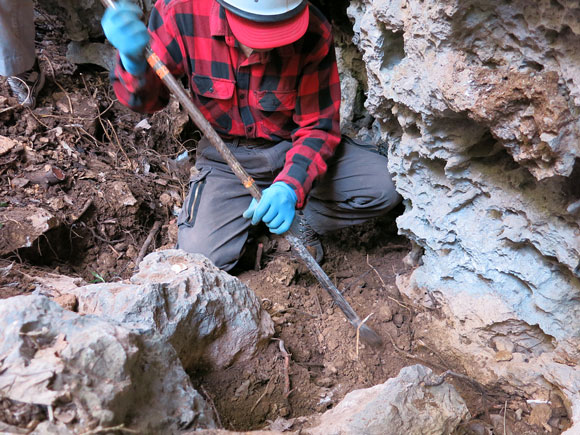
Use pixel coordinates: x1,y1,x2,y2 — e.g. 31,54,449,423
102,0,401,271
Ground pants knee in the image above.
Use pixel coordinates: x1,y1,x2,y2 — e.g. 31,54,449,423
375,184,402,212
177,226,238,271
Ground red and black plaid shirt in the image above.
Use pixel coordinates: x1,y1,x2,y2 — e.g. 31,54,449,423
112,0,341,207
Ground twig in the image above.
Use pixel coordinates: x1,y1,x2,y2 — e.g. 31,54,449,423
272,339,292,398
200,385,223,428
313,291,323,316
44,55,75,116
356,313,373,359
79,222,124,244
107,118,134,170
423,369,487,394
503,400,507,435
416,339,451,369
271,307,317,319
343,269,372,292
134,221,162,270
80,74,134,170
79,424,138,435
384,330,447,371
0,103,21,114
255,242,263,271
249,376,274,413
3,76,31,108
366,255,418,314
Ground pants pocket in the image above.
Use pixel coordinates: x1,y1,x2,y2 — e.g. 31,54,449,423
177,168,211,228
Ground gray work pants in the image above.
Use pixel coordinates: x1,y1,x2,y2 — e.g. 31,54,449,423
177,136,402,271
0,0,35,76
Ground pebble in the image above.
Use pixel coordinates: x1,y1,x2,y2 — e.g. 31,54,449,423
393,313,404,328
379,304,393,322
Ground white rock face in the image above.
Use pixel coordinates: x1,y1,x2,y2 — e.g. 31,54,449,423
71,250,275,371
0,295,215,434
307,364,470,435
347,0,580,430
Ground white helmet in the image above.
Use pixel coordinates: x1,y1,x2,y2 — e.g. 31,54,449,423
216,0,308,22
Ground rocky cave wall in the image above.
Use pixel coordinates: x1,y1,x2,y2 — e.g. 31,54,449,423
344,0,580,428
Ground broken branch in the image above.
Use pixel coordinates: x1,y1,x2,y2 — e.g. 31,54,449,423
356,312,373,359
134,221,162,271
272,338,292,398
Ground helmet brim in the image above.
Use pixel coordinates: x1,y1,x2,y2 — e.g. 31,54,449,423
225,5,309,50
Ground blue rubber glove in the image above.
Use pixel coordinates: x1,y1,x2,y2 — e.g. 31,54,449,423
243,182,297,235
101,2,150,75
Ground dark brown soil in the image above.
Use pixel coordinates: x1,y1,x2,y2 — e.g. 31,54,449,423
0,4,567,435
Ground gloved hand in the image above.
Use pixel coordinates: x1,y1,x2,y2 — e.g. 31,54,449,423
101,2,150,75
243,182,297,235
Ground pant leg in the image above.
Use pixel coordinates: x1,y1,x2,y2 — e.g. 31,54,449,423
176,138,292,271
303,136,402,234
0,0,35,76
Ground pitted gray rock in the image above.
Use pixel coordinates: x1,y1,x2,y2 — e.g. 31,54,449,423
0,295,215,434
307,364,470,435
71,249,274,371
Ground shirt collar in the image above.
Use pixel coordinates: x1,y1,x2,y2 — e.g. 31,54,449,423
210,1,237,46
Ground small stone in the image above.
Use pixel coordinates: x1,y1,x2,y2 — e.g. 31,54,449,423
324,364,338,375
393,313,404,328
492,336,515,353
529,404,552,429
126,245,138,259
53,294,78,312
234,380,251,399
494,350,513,362
379,304,393,322
159,193,172,206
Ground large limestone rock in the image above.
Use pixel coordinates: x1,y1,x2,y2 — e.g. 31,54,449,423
70,250,275,371
347,0,580,430
307,364,470,435
0,295,215,434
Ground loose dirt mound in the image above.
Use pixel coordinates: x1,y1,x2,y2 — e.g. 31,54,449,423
0,10,193,284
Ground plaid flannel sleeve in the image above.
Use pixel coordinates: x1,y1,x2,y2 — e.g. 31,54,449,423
111,1,185,113
274,24,341,209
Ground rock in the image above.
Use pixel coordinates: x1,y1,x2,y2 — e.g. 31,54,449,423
307,364,470,435
66,41,116,71
0,135,18,155
393,312,404,328
0,206,60,255
489,414,513,435
53,293,78,311
378,304,393,322
493,336,515,353
529,403,553,432
0,295,216,433
70,249,274,371
494,350,513,362
110,181,138,208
